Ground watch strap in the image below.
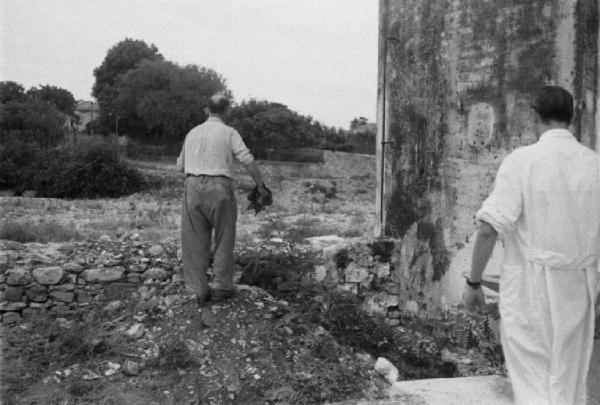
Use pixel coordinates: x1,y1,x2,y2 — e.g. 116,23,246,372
466,278,482,289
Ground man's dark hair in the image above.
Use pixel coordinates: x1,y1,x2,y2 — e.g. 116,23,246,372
531,86,573,124
207,95,230,114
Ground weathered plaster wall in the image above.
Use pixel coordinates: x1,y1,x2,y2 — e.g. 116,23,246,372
377,0,598,309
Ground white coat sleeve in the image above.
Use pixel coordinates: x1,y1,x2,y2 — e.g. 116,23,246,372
476,153,523,236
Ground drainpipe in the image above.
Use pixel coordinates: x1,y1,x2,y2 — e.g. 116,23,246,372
380,35,400,237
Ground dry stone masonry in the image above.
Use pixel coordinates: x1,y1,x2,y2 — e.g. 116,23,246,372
0,237,182,323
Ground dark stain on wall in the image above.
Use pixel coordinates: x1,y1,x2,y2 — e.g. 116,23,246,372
385,0,448,239
384,0,450,281
573,0,598,145
417,219,450,281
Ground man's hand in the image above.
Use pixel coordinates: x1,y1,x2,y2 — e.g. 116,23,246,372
463,285,486,316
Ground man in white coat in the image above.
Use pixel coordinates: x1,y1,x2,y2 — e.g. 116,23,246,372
464,86,600,404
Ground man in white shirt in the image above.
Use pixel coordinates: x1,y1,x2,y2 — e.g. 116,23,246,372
177,95,269,304
464,86,600,404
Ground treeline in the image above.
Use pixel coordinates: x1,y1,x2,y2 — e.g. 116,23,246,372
91,38,374,154
0,81,76,147
1,38,375,156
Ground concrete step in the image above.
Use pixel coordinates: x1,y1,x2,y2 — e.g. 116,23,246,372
386,375,512,405
330,375,511,405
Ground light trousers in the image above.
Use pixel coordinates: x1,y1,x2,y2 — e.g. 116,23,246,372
181,175,237,295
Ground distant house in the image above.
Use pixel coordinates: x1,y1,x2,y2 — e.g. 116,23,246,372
352,122,377,134
74,100,99,133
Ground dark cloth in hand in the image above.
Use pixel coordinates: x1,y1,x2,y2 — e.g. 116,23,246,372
247,184,273,215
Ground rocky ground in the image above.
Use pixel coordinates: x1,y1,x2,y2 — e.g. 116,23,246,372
0,159,504,404
0,236,390,404
0,236,504,405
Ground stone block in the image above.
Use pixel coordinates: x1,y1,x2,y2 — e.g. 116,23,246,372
148,245,164,257
81,267,125,283
3,286,24,302
142,268,169,281
0,301,27,311
62,262,83,273
129,264,145,273
0,253,8,273
106,282,137,300
362,292,399,317
32,266,63,285
345,263,370,283
374,262,391,279
29,301,52,309
22,307,43,318
84,283,104,291
126,323,145,340
55,283,75,292
103,300,123,311
6,268,32,286
2,311,22,324
76,290,91,303
336,283,359,295
314,265,327,282
50,291,75,303
50,304,71,314
127,273,141,283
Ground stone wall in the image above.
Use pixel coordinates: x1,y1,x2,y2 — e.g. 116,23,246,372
376,0,599,309
0,238,181,324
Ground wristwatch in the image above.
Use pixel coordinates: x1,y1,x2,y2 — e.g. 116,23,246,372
466,278,482,289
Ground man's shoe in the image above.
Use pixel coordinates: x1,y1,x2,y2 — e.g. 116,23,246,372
210,288,235,301
196,291,211,307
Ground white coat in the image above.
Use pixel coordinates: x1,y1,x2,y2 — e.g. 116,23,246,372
476,129,600,404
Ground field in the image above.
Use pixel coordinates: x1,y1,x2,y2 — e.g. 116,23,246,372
0,155,401,405
0,156,377,246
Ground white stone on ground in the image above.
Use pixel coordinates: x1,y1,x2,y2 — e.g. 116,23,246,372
374,357,399,384
126,323,146,340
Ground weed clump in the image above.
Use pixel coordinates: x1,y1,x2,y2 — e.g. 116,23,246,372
153,337,198,370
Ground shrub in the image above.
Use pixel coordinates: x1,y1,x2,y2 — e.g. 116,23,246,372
0,220,82,243
33,144,147,198
0,136,43,193
0,137,147,198
254,148,325,163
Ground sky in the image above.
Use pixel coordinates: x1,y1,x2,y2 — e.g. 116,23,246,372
0,0,379,129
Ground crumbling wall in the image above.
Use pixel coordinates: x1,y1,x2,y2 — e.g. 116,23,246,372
377,0,599,309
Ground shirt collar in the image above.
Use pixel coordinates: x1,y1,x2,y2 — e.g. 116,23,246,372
538,128,574,142
207,116,224,123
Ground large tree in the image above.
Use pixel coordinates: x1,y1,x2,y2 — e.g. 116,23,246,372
0,81,66,136
92,38,163,132
0,81,27,104
114,60,230,142
27,85,76,115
